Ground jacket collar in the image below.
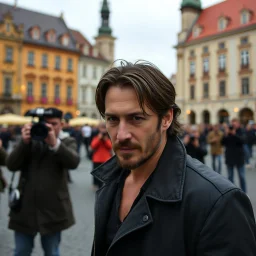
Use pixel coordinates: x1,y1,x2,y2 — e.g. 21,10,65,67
91,135,187,202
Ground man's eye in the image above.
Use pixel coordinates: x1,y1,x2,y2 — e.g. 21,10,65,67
106,117,118,122
133,116,144,121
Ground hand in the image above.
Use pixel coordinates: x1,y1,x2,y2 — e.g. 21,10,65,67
44,123,57,147
98,133,103,140
22,123,32,144
0,139,2,148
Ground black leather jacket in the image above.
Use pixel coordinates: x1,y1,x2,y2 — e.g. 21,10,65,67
92,135,256,256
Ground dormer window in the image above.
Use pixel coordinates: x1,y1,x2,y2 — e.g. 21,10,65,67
241,10,249,25
192,25,202,38
218,18,226,31
63,36,69,46
33,29,40,40
83,45,90,55
48,31,56,43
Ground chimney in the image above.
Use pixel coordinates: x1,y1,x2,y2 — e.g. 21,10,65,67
14,0,17,8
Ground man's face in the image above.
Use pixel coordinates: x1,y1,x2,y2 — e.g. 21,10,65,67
44,117,63,137
231,120,239,129
105,86,170,170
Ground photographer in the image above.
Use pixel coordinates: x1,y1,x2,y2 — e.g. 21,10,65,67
183,129,207,164
222,123,246,192
0,139,7,195
6,108,80,256
90,122,112,189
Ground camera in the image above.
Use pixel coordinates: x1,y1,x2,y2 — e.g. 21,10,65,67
26,108,54,141
190,134,196,142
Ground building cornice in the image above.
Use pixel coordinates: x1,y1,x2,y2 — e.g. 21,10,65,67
175,23,256,48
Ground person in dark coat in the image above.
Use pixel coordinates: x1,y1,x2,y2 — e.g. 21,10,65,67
222,124,247,192
6,108,80,256
0,139,7,193
91,61,256,256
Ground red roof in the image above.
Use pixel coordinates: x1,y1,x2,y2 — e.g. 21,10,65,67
187,0,256,42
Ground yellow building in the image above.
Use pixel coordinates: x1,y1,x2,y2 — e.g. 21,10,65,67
176,0,256,125
0,3,80,118
0,11,23,114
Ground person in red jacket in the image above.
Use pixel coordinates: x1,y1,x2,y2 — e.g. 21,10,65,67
91,122,112,189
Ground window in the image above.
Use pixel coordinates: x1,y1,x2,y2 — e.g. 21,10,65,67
41,83,47,97
193,28,200,38
63,37,69,46
67,86,72,99
190,85,195,100
4,77,12,96
54,84,60,98
42,54,48,68
33,29,40,40
82,88,86,103
203,83,209,99
5,47,13,62
67,58,73,71
190,50,195,57
219,19,226,31
28,51,34,66
83,65,87,77
203,46,208,54
219,81,226,97
93,66,97,79
27,82,33,96
241,78,249,95
190,61,195,75
218,42,225,49
55,56,61,70
218,55,226,71
6,23,10,32
49,32,56,43
83,45,89,55
203,58,209,73
241,12,249,25
240,37,248,45
241,50,249,67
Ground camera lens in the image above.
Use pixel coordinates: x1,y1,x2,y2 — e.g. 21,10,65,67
31,122,49,141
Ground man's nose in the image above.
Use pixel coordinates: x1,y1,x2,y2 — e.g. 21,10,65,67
116,122,131,141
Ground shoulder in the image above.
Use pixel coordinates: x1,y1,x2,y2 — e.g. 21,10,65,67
184,155,237,200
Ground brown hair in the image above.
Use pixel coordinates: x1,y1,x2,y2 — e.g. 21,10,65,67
95,60,182,136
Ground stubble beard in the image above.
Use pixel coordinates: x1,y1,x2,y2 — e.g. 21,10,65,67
116,129,162,170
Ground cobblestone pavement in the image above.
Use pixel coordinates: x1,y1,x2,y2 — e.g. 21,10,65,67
0,146,256,256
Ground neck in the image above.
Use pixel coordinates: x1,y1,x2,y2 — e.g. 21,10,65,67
130,134,167,183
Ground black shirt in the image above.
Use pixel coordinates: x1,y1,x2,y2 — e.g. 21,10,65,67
105,169,154,252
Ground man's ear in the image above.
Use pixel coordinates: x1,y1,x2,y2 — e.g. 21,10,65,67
162,109,173,131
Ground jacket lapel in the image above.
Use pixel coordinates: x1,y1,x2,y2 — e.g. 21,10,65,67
107,195,152,254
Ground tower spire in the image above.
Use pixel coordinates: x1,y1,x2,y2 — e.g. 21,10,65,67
98,0,112,36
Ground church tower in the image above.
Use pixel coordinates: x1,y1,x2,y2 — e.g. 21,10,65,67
95,0,116,63
178,0,202,43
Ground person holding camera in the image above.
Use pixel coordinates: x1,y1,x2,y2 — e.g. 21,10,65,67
90,122,112,189
183,128,207,164
6,108,80,256
222,121,247,193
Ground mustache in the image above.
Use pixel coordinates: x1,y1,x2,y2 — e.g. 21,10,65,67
113,141,140,150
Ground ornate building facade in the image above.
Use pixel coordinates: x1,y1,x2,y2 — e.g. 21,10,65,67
176,0,256,125
0,2,79,118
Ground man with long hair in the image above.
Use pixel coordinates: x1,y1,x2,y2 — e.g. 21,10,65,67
91,61,256,255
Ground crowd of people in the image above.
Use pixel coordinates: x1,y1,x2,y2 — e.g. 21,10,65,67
0,60,255,255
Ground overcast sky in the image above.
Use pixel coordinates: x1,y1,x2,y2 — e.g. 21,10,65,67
4,0,219,77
